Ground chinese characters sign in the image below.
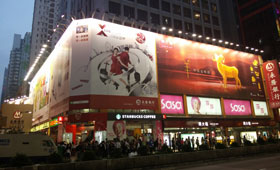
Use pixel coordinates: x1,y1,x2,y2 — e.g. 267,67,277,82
263,60,280,108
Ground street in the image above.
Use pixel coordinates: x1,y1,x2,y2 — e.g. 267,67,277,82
143,153,280,170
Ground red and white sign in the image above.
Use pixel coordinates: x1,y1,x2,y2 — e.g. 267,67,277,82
263,60,280,108
160,94,184,114
253,101,268,116
13,111,22,119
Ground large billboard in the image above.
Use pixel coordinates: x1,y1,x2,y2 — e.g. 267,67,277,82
156,35,265,100
30,25,72,123
186,96,222,115
224,99,252,116
70,19,158,109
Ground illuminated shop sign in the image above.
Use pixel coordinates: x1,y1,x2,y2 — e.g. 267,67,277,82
224,99,252,116
13,111,22,119
160,94,184,114
30,122,49,132
49,118,59,127
198,121,219,127
109,113,161,120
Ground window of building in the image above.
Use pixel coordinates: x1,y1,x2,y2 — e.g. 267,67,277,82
150,0,159,9
151,13,160,25
124,5,135,18
212,16,219,25
193,10,201,20
195,24,202,34
211,3,217,13
109,1,121,16
192,0,200,8
204,27,212,37
214,29,221,38
162,1,171,12
137,0,147,6
173,4,181,15
162,16,172,27
183,0,190,4
203,13,210,23
174,19,182,30
202,0,209,10
184,22,193,32
183,7,191,18
137,9,148,22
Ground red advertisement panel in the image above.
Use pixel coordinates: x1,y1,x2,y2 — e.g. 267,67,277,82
263,60,280,108
156,35,265,100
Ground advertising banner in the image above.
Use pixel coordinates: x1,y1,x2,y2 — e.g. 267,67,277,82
253,101,269,116
70,19,158,109
186,96,222,115
263,60,280,108
160,94,184,114
224,99,252,116
156,35,265,100
107,120,126,140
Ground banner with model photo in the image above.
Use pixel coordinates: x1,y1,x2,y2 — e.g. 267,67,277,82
160,94,184,114
107,120,126,140
70,19,158,109
186,96,222,115
253,101,269,116
224,99,252,116
156,35,265,100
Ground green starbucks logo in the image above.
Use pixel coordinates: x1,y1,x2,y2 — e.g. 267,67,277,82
116,114,121,120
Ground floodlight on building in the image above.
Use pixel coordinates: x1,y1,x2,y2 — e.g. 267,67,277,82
251,48,254,50
178,30,182,34
61,15,65,18
260,50,264,53
192,33,197,37
245,46,249,49
198,35,202,38
168,28,173,32
255,49,259,52
225,41,229,45
206,37,210,40
42,44,48,48
218,40,223,43
236,44,240,47
212,38,216,41
162,27,166,30
230,42,234,46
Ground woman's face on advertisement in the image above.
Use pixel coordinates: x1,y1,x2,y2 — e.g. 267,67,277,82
193,99,200,112
115,123,123,136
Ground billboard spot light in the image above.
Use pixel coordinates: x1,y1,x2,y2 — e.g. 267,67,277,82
162,27,166,30
212,38,216,41
198,35,202,38
251,48,254,50
178,30,182,34
225,41,229,45
245,46,249,49
260,50,264,53
218,40,223,43
230,43,234,45
255,49,258,52
206,37,210,40
168,28,173,32
192,33,197,37
236,44,240,47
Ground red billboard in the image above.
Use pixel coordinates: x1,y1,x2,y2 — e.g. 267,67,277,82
156,35,265,100
263,60,280,108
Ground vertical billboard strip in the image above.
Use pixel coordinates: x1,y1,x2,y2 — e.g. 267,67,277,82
223,99,252,116
160,94,184,114
186,96,222,115
263,60,280,108
70,19,158,109
253,101,269,116
156,35,265,100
